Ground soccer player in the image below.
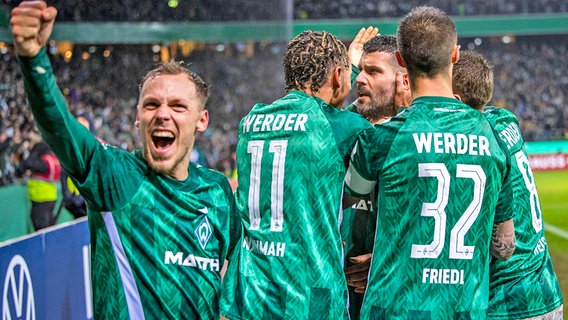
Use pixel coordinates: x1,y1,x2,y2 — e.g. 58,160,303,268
452,50,564,320
349,35,409,124
10,2,241,319
342,34,409,319
344,6,516,318
220,30,374,319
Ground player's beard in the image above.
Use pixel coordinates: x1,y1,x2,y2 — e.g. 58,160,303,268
357,91,396,123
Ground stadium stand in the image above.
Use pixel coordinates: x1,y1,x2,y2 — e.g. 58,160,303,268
2,0,567,22
1,33,567,186
0,1,566,186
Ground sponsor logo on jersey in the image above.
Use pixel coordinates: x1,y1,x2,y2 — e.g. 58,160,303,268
351,199,374,212
2,255,36,319
164,251,220,271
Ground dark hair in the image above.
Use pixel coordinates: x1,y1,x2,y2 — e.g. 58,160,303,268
139,60,211,108
452,50,494,111
283,30,349,93
397,6,457,78
363,35,398,55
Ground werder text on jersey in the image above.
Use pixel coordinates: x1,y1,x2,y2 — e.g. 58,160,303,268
242,113,308,133
413,132,491,156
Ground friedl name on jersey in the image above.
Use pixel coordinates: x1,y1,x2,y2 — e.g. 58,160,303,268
242,236,286,257
164,251,220,271
422,268,465,285
413,132,491,156
242,113,308,133
499,122,521,150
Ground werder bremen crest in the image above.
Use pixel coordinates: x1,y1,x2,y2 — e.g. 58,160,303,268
195,210,212,250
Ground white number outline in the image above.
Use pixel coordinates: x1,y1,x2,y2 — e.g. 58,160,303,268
411,163,485,260
514,151,543,232
247,140,288,232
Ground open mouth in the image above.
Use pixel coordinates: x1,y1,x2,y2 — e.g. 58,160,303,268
152,130,175,151
358,88,371,98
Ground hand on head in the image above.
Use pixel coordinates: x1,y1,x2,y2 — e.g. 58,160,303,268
10,1,58,57
348,26,379,68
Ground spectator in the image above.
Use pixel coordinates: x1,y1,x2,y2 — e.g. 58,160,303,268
16,133,61,230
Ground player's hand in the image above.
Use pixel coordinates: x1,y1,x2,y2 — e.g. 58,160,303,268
10,1,58,57
348,26,379,69
394,71,411,108
345,253,372,293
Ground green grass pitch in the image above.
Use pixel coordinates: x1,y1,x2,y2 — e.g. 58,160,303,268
535,170,568,303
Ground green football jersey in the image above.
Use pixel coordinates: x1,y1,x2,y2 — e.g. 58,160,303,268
341,191,376,320
220,90,372,319
484,106,563,319
19,49,241,319
342,104,378,260
345,97,514,319
342,103,378,319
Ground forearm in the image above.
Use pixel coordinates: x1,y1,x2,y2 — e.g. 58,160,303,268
18,48,97,178
490,218,516,260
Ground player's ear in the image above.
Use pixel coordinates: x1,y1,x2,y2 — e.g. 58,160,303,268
454,93,462,101
196,109,209,133
395,51,406,68
451,45,460,64
331,65,342,89
134,108,140,128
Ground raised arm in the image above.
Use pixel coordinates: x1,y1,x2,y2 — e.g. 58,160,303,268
10,1,102,182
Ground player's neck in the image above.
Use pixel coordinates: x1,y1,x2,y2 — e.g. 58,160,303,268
303,84,336,108
410,74,455,100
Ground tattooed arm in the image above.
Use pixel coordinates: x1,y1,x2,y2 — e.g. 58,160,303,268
490,219,516,260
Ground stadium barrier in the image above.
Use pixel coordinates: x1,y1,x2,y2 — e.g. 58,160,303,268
526,141,568,171
0,218,92,320
0,183,75,243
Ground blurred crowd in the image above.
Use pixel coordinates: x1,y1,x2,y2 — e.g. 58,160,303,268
1,33,567,186
295,0,567,20
0,41,285,186
1,0,567,22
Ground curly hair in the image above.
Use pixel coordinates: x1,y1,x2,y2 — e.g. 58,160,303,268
139,60,211,108
283,30,349,94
